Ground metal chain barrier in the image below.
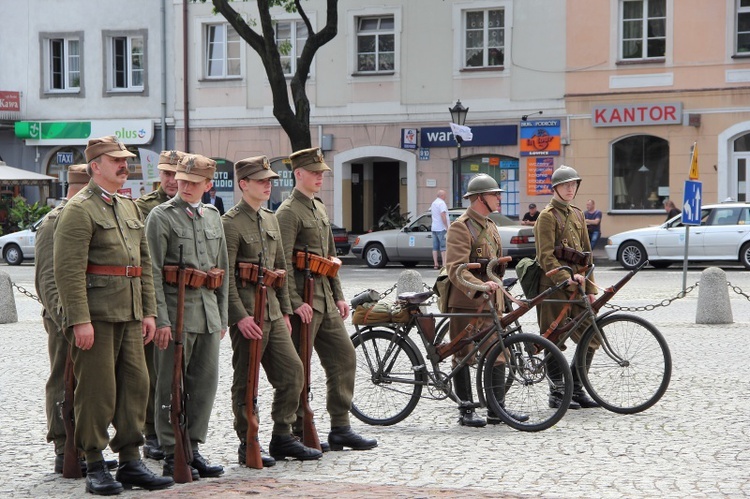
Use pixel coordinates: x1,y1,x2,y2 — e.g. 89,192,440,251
727,280,750,302
12,281,42,304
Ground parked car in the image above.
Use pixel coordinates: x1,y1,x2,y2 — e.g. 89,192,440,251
605,202,750,270
351,209,535,268
332,224,351,256
0,218,42,265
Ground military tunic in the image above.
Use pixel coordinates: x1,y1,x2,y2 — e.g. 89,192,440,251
134,185,171,437
145,195,228,454
276,188,355,428
445,207,503,364
34,201,67,456
54,180,157,464
534,198,597,344
222,199,303,438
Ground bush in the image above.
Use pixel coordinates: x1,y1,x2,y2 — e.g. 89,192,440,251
9,196,51,230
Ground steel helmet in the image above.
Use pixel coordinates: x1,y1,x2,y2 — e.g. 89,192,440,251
463,173,504,199
551,165,582,189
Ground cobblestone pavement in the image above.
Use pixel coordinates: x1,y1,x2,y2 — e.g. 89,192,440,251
0,261,749,498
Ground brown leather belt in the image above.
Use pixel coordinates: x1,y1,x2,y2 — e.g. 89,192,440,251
86,264,143,277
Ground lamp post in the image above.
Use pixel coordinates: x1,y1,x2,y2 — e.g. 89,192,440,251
449,99,469,207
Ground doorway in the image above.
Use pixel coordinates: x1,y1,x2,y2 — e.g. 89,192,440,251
372,161,399,230
351,163,364,233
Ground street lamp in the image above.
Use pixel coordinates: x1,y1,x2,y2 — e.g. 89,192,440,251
449,99,469,207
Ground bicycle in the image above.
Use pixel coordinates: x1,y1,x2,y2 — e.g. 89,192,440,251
349,258,579,432
506,260,672,414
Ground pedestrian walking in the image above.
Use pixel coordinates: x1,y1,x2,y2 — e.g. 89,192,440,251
276,147,377,452
222,156,322,465
54,135,173,495
145,153,228,480
430,189,449,269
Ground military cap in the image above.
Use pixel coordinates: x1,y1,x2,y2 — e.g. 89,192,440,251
175,154,216,183
67,164,90,184
85,135,136,163
235,155,279,181
158,150,187,172
289,147,331,172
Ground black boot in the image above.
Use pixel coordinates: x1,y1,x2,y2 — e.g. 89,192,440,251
548,355,580,410
85,460,124,496
191,450,224,478
116,459,174,491
293,429,331,452
571,349,600,408
454,366,487,427
486,365,529,423
328,426,378,451
269,434,323,461
142,434,165,461
162,454,199,481
238,441,276,468
55,454,118,475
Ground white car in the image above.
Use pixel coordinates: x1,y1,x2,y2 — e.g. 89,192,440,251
351,209,536,268
0,218,41,266
605,202,750,270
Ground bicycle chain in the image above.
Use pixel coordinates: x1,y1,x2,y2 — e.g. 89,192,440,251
12,282,42,304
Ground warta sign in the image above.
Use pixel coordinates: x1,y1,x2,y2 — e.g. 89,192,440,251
592,102,682,127
15,119,154,145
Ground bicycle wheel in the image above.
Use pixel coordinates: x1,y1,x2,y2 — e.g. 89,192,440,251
483,333,572,432
351,328,425,425
577,313,671,414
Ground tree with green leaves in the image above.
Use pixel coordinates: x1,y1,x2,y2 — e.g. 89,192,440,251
205,0,339,151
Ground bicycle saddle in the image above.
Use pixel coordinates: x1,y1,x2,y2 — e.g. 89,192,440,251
397,291,434,305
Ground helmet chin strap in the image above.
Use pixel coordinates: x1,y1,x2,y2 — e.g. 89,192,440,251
480,193,495,213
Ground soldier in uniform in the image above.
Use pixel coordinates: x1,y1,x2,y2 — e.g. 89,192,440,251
135,149,185,462
445,174,527,427
145,153,228,479
276,147,377,452
222,156,322,465
54,136,174,495
534,165,599,410
37,164,118,475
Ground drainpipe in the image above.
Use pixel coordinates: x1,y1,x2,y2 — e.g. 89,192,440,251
160,0,167,150
182,0,190,151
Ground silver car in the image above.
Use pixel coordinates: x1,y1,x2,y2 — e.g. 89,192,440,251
0,218,41,266
351,209,536,268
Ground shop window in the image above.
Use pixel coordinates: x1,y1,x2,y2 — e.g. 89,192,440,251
619,0,666,60
459,154,519,217
611,135,669,211
269,157,294,210
463,8,505,68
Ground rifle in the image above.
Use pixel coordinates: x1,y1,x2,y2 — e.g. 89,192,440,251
61,347,82,479
298,245,322,451
245,252,266,469
170,245,193,483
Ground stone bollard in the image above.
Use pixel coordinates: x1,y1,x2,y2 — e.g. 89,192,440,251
0,270,19,324
695,267,733,324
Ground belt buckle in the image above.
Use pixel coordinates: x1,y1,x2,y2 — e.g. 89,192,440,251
125,266,135,277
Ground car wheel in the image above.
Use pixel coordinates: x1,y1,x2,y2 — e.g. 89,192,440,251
365,243,388,268
618,241,647,270
740,242,750,269
3,244,23,266
401,261,418,268
650,261,672,269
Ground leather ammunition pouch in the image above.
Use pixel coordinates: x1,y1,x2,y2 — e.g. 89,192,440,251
553,245,591,266
163,266,225,290
236,262,286,289
294,252,341,278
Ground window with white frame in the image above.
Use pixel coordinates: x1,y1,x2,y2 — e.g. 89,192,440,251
44,35,81,93
275,20,308,76
620,0,666,60
106,32,145,92
356,16,394,73
463,8,505,68
205,23,241,78
737,0,750,54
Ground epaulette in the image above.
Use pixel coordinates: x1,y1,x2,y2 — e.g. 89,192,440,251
223,207,239,219
203,203,219,213
76,189,95,201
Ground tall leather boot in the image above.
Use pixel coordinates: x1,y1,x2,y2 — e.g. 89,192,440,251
454,366,486,427
548,356,580,409
571,348,599,408
486,366,529,424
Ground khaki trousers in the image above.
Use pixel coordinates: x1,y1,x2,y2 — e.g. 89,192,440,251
44,316,68,455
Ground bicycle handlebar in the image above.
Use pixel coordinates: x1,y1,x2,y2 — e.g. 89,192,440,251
456,262,492,293
486,257,512,286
